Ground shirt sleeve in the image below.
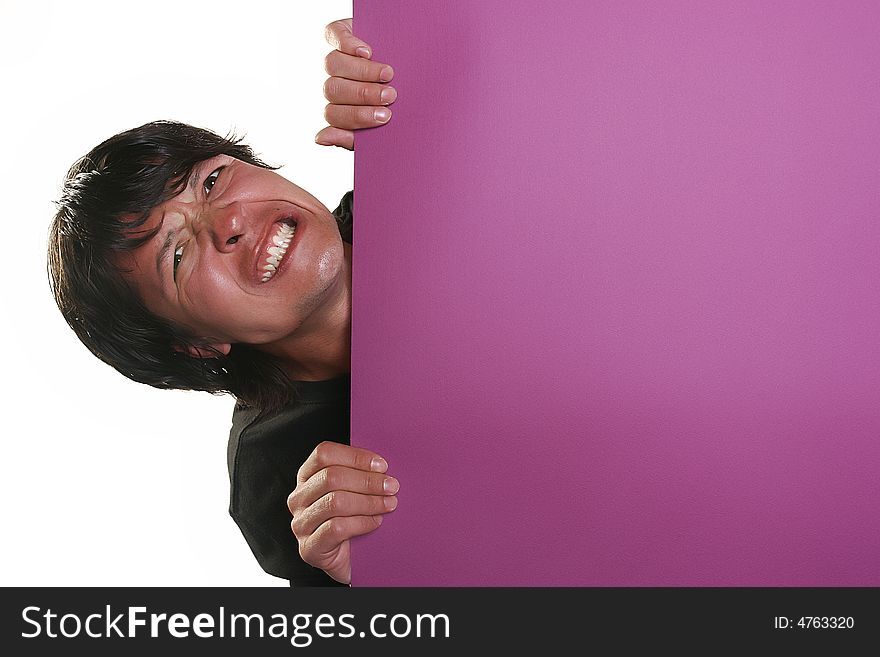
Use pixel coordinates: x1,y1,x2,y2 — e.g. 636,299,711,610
227,391,353,587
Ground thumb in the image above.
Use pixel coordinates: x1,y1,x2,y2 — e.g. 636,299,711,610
325,18,373,59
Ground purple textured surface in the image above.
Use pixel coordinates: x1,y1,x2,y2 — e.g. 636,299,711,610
350,0,880,585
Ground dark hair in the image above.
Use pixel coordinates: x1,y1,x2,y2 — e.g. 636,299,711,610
48,120,301,412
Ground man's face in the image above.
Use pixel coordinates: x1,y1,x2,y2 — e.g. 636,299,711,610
117,155,347,349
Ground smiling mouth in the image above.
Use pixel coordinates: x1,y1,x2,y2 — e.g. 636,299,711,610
260,218,297,283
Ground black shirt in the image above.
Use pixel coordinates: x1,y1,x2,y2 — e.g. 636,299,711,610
227,191,353,587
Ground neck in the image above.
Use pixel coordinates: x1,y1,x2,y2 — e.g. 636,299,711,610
258,241,352,381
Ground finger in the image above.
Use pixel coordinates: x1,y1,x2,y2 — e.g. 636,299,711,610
298,464,399,509
298,441,388,485
324,76,397,107
325,49,394,84
315,127,355,151
324,103,392,131
293,491,398,538
300,515,384,564
324,18,373,60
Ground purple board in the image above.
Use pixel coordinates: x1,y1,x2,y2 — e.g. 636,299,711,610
350,0,880,585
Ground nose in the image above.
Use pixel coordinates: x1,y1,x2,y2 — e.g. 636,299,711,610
194,202,245,253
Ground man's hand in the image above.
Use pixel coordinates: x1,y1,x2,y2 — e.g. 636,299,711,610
288,441,399,584
316,18,396,151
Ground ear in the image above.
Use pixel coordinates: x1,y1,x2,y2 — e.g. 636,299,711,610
173,342,232,358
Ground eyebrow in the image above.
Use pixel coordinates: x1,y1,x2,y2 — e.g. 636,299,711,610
187,164,204,198
153,162,206,280
155,224,176,279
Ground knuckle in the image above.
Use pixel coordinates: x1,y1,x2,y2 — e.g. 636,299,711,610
353,451,371,473
326,518,344,541
290,517,303,539
317,467,331,490
314,441,334,465
322,465,342,490
348,105,364,121
286,490,299,513
357,84,371,104
362,61,378,82
375,495,388,513
325,490,341,514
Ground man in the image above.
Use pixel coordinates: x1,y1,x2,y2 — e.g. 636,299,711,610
48,20,393,586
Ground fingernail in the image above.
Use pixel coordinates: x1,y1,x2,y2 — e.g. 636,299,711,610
384,496,398,511
356,46,371,58
315,137,332,146
374,108,391,123
380,87,397,104
383,476,399,494
379,66,394,82
370,456,388,472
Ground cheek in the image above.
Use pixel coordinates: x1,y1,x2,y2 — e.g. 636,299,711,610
314,244,342,285
198,290,303,344
177,274,245,338
301,222,345,283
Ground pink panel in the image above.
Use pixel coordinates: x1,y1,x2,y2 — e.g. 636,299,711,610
350,0,880,585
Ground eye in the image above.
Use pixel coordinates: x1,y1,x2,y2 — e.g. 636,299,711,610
173,245,184,281
203,166,224,195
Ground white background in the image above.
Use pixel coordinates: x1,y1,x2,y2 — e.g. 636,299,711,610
0,0,353,586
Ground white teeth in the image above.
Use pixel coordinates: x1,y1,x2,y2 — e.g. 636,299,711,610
260,221,297,283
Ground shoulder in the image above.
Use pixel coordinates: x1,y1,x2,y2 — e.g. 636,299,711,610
332,190,354,244
228,389,350,467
